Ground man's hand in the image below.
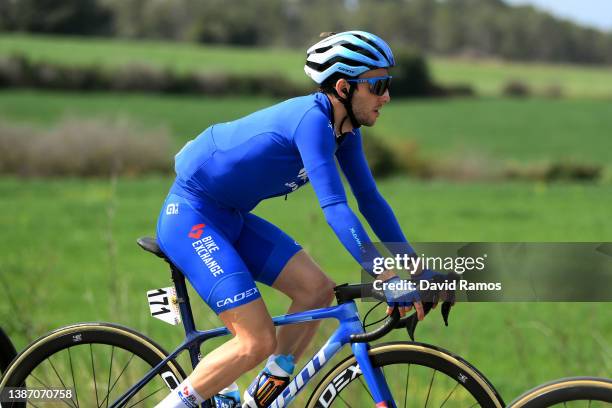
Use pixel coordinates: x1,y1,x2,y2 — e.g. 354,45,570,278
379,275,424,320
378,269,456,321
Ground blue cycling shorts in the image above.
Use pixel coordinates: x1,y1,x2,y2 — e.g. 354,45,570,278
156,193,302,314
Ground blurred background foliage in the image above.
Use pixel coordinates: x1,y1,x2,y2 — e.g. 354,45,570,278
2,0,612,64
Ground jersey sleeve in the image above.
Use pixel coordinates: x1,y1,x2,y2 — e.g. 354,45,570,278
293,110,379,275
336,130,416,256
293,108,346,208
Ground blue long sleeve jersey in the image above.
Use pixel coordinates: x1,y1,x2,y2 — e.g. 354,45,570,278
171,92,414,275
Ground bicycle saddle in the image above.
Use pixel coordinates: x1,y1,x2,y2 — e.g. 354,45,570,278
137,236,167,259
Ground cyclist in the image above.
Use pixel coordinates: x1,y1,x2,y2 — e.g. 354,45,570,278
156,31,438,408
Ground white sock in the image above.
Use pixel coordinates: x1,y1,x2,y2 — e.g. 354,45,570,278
155,378,205,408
218,381,240,395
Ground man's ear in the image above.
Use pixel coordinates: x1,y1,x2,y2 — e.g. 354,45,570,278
335,78,349,98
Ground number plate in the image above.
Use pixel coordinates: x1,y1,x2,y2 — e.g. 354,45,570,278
147,287,181,325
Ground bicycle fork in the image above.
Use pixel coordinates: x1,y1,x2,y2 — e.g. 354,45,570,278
352,342,397,408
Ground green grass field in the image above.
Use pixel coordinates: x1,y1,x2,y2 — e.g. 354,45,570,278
0,176,610,402
2,34,612,98
2,90,611,168
0,34,610,404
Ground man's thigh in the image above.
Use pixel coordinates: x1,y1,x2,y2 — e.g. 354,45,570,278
157,194,262,315
271,250,336,304
234,213,303,286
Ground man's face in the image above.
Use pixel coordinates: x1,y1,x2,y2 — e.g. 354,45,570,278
350,68,391,127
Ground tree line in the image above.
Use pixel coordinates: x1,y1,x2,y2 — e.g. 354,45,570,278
2,0,611,64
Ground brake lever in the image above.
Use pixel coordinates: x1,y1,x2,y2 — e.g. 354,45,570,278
396,301,434,341
397,299,454,340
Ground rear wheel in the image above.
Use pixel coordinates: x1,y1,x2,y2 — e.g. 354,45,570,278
306,341,504,408
508,377,612,408
0,322,186,407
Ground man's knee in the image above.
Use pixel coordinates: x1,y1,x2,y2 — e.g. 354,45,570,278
299,274,336,308
275,251,337,307
237,325,277,368
320,277,337,306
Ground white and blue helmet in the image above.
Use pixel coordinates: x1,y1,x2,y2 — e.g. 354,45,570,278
304,31,395,84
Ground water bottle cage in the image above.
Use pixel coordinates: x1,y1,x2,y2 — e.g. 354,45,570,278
250,372,289,407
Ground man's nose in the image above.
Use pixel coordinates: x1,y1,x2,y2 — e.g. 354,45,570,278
380,89,391,103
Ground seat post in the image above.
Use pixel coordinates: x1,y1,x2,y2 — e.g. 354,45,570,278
136,237,204,368
169,265,201,369
170,266,196,332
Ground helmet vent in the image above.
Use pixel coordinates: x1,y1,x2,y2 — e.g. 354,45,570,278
354,34,388,63
341,43,376,61
307,56,366,73
314,45,332,54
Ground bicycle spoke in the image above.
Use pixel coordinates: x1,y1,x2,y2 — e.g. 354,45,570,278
90,344,100,408
403,364,410,408
424,370,436,408
44,358,77,407
47,355,71,393
357,376,374,402
105,346,115,408
126,386,165,408
30,372,52,390
29,373,76,408
67,347,80,408
336,393,354,407
439,381,460,408
98,353,136,408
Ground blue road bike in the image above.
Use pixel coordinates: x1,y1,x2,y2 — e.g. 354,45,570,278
0,237,506,408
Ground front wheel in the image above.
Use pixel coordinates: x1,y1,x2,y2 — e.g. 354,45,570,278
0,322,186,407
508,377,612,408
306,341,504,408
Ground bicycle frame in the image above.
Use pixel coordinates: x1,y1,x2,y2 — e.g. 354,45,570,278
112,268,396,408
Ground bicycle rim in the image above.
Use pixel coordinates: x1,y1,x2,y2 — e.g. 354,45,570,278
508,377,612,408
306,341,504,408
0,322,186,408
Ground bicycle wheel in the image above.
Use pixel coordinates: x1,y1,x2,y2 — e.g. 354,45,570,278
306,341,504,408
508,377,612,408
0,322,186,408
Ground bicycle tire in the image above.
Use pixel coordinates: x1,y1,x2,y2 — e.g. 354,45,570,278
0,327,18,375
306,341,504,408
508,376,612,408
0,322,187,408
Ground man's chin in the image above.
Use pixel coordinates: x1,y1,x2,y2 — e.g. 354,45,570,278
362,119,376,127
355,113,377,127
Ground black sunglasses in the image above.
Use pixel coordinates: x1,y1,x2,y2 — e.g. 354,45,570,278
347,76,392,96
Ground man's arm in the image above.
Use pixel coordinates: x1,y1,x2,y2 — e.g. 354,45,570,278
293,111,379,274
336,130,415,255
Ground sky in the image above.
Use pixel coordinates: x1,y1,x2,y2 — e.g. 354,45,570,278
504,0,612,31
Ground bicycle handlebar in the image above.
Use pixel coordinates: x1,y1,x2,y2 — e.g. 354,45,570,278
350,306,400,343
347,283,398,343
337,282,453,343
